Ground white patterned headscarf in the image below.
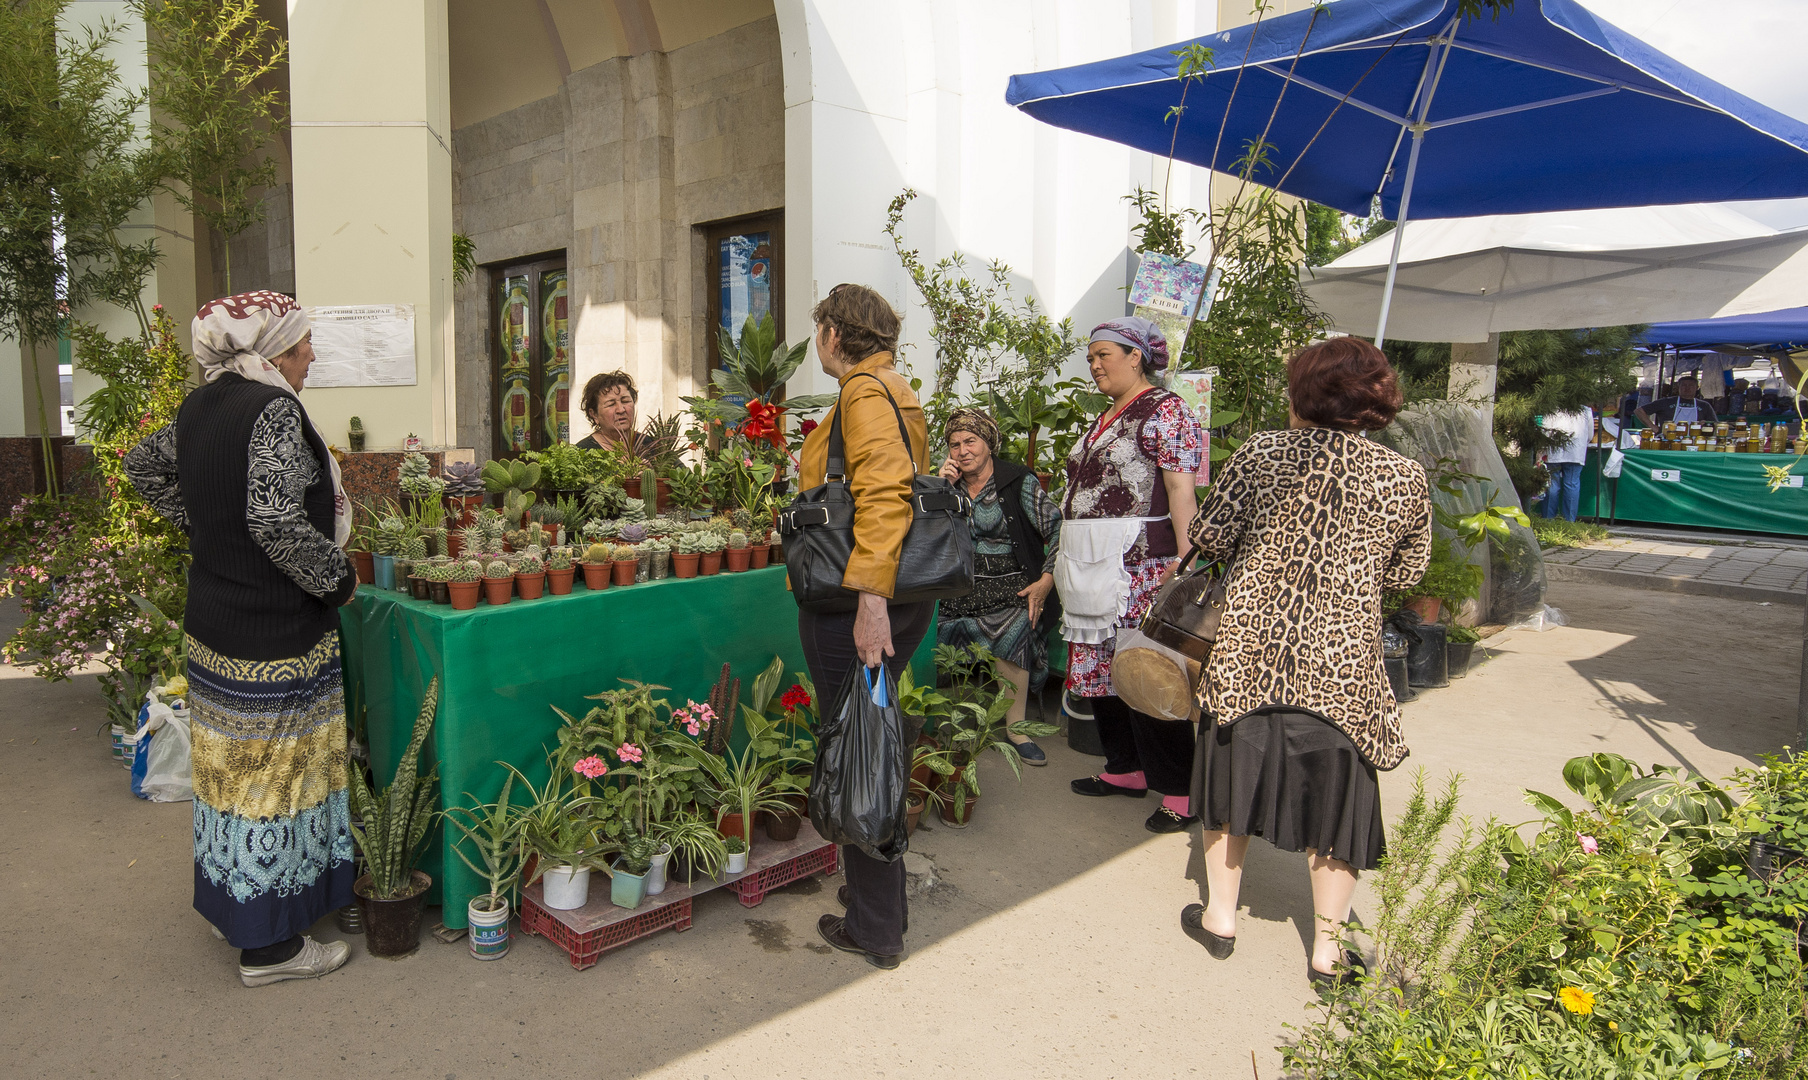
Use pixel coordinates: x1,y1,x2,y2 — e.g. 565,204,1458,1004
193,291,351,546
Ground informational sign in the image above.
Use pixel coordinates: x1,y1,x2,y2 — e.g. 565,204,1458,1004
302,304,417,388
1651,468,1682,482
1168,367,1217,485
1129,253,1221,355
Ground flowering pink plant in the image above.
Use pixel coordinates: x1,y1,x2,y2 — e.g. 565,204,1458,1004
616,742,644,764
572,755,609,779
1577,833,1599,855
673,700,717,737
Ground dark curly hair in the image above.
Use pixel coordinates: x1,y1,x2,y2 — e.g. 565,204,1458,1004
811,283,900,362
1286,337,1403,432
581,370,637,422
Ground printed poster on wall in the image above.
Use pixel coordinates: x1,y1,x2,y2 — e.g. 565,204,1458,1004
1128,253,1222,356
302,304,417,388
1168,367,1216,485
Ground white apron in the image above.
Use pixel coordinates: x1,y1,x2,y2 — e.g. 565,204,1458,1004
1055,516,1168,645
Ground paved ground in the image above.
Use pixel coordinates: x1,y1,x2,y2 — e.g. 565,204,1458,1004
2,580,1800,1079
1544,532,1808,604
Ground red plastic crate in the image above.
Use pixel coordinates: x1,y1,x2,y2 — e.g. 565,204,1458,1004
519,890,693,970
729,841,839,908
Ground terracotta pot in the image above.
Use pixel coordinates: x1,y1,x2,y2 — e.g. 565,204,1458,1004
446,534,463,559
447,494,485,527
448,580,481,610
717,813,750,847
515,571,545,599
938,783,978,828
611,559,637,586
351,550,375,585
354,870,430,958
749,544,771,569
580,562,610,590
906,794,925,836
726,548,751,572
409,575,432,601
428,579,451,605
700,551,722,575
1404,596,1443,623
671,552,701,578
547,566,575,595
482,576,513,606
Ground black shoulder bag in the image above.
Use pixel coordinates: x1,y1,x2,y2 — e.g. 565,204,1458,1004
779,373,975,613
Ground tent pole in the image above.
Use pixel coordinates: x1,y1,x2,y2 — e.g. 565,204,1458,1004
1375,23,1457,348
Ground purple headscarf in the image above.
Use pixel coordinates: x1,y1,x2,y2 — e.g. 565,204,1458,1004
1089,316,1169,371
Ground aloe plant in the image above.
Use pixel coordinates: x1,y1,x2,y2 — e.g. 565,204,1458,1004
347,678,442,900
445,771,524,911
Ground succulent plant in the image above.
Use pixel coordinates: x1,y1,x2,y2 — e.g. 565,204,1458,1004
399,452,446,497
447,560,482,583
529,501,564,528
457,523,484,554
581,518,611,542
548,546,573,571
727,530,748,550
402,535,427,561
694,531,726,554
484,559,511,579
526,523,548,549
619,522,648,544
730,507,752,531
374,515,407,555
349,416,364,433
641,537,671,554
583,542,612,564
516,552,544,575
677,531,709,554
611,544,638,562
442,460,484,497
620,496,648,523
707,515,734,538
643,517,673,539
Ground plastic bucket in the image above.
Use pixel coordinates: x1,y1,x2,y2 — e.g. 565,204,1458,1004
1405,621,1449,688
1063,691,1105,757
467,897,511,960
540,866,591,910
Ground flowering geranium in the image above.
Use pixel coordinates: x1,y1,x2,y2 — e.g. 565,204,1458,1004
616,742,644,764
781,684,812,714
572,755,609,779
673,700,716,737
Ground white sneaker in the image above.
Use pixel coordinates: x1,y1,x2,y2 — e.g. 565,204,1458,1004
211,925,225,941
238,936,351,987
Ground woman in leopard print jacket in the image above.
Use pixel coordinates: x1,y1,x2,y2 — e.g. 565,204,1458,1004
1178,337,1432,990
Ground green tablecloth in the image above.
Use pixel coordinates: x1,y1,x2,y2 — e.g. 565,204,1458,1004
339,567,936,927
1579,447,1808,537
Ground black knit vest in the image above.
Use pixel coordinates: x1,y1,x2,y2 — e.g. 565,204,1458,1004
177,374,344,660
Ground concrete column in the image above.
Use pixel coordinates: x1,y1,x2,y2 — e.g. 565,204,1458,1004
1450,332,1501,423
287,0,453,449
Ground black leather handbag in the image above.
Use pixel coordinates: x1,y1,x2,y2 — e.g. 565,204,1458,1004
779,373,975,614
1139,545,1231,664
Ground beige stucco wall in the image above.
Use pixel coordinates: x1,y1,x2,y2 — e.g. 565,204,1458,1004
452,14,784,454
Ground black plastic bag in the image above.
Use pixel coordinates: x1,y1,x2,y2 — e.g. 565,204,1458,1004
808,662,911,862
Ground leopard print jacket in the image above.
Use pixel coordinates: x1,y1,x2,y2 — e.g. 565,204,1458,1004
1189,427,1432,770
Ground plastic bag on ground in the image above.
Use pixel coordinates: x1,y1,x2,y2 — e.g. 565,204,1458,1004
132,689,193,803
1506,604,1568,633
808,663,910,863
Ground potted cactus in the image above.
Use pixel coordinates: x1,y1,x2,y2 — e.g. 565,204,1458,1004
643,537,672,581
347,415,366,452
402,537,430,599
749,526,772,570
696,530,725,575
371,514,405,589
482,558,514,606
725,529,751,572
546,546,576,595
610,543,639,587
423,562,452,605
515,552,546,599
672,532,705,578
447,559,483,610
579,542,613,590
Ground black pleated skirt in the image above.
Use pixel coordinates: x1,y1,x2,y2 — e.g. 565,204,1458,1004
1190,707,1386,871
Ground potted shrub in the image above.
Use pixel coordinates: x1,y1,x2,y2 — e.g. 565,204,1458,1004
749,527,772,570
447,559,483,610
579,543,612,589
1447,624,1481,677
611,834,659,909
697,531,725,575
446,773,524,961
672,531,705,578
515,552,547,599
652,807,728,887
442,460,486,525
347,415,366,452
725,529,751,572
482,559,514,606
507,756,607,911
610,543,638,587
903,645,1058,829
348,679,442,958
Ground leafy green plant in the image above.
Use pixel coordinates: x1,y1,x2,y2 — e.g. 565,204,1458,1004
900,645,1057,824
1447,625,1481,645
523,442,597,491
347,678,441,900
1530,513,1610,551
652,807,728,885
501,752,607,884
445,772,523,911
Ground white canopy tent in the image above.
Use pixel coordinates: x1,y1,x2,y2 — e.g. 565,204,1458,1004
1301,205,1808,343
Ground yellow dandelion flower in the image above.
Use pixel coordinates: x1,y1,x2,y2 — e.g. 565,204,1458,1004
1559,987,1596,1015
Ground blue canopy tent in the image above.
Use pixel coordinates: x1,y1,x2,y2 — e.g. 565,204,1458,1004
1005,0,1808,345
1640,307,1808,352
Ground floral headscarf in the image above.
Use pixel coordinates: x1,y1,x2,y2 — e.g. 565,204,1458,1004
944,407,1001,451
1089,316,1170,371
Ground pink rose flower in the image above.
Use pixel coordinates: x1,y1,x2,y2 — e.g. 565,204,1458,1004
1577,833,1599,855
617,742,643,764
572,755,609,779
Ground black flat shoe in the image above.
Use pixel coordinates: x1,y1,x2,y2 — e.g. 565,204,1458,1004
1145,805,1200,833
1307,950,1367,993
1071,775,1149,798
817,914,901,970
1180,904,1234,959
837,884,907,934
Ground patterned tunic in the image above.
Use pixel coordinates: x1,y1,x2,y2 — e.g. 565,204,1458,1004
936,471,1062,688
1062,388,1204,698
1189,428,1432,770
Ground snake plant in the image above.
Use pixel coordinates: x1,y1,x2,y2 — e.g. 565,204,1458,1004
348,678,441,900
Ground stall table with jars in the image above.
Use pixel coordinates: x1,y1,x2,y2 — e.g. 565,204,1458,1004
337,566,937,928
1580,417,1808,536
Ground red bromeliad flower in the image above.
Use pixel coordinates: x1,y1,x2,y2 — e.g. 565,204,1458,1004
741,399,788,449
781,684,812,713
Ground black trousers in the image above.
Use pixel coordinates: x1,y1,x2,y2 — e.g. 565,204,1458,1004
798,598,935,956
1092,693,1196,796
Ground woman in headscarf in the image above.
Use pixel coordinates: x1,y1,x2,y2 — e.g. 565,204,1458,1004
935,407,1062,763
1058,317,1205,833
125,291,359,988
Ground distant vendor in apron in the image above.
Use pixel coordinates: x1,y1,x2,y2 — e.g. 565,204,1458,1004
1636,375,1719,427
1056,317,1205,834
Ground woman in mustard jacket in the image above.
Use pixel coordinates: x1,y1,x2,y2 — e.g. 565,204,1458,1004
793,283,929,971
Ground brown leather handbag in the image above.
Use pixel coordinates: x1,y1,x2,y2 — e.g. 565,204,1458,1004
1111,547,1228,722
1141,546,1230,662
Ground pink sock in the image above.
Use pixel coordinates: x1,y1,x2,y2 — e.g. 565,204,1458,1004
1162,794,1192,816
1100,770,1147,790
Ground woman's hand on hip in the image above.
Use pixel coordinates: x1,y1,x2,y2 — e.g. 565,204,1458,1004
1018,572,1055,626
854,590,894,668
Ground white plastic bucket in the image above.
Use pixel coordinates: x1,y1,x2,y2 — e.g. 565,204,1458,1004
646,846,672,896
540,866,590,910
467,897,511,960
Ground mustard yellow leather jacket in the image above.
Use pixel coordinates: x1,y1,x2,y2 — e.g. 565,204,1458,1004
794,353,928,598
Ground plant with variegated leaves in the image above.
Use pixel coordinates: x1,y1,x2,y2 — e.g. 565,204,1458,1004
347,678,441,900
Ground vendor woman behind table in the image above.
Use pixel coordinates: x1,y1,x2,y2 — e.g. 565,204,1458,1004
1636,375,1718,427
576,370,644,451
1058,317,1205,834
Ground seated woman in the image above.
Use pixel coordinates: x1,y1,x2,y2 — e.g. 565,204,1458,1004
934,408,1062,764
576,370,642,451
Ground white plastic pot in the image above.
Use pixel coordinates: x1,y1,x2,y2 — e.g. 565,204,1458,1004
646,845,673,896
467,896,511,960
540,866,591,910
726,851,749,875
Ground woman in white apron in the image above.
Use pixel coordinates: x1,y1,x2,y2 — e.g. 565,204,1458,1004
1057,318,1205,833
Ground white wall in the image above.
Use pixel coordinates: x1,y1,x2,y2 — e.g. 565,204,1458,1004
778,0,1220,402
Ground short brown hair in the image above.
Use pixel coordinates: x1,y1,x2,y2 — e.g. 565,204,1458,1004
582,371,637,420
811,283,900,362
1286,338,1402,432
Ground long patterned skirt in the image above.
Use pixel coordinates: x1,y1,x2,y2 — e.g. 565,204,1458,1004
185,632,355,949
